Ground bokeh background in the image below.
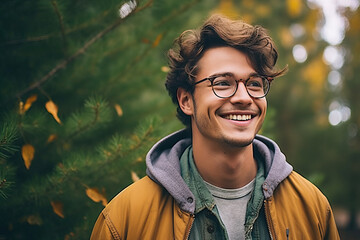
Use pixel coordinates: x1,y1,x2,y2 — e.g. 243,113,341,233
0,0,359,239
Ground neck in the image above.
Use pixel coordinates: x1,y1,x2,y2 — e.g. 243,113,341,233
192,135,257,189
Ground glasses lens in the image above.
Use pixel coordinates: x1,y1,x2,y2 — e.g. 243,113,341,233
246,76,269,98
212,75,237,98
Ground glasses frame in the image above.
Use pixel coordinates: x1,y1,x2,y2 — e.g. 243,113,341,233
194,74,273,99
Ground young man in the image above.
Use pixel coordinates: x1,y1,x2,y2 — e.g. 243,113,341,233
91,15,339,239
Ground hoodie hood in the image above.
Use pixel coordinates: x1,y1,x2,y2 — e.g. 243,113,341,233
253,135,293,198
146,129,293,213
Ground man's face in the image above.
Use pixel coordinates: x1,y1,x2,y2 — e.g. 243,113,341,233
180,46,267,147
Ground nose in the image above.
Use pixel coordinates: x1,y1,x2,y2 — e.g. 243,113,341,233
229,82,253,105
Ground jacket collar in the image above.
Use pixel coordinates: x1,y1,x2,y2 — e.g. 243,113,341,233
146,129,293,212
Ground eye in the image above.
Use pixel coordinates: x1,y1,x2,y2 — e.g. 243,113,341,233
247,77,264,88
212,76,232,87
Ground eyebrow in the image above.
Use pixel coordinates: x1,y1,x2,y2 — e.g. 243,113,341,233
208,71,260,79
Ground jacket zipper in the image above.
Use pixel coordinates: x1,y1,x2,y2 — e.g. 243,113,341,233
286,228,290,240
264,199,276,240
184,214,195,240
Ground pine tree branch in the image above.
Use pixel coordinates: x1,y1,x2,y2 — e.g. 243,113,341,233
34,118,158,201
15,21,121,98
0,178,6,188
0,120,19,160
1,4,123,47
51,0,67,48
15,0,153,99
1,35,51,46
1,9,112,46
0,178,8,199
67,102,101,140
0,166,15,199
1,0,153,47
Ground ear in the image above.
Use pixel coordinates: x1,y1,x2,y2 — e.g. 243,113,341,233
177,88,194,116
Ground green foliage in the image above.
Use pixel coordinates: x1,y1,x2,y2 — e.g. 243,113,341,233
0,0,218,238
0,117,18,199
0,117,19,161
0,166,16,200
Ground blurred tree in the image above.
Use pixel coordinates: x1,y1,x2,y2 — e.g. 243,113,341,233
0,0,358,239
339,5,360,233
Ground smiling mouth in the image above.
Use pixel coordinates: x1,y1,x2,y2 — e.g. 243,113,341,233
223,114,253,121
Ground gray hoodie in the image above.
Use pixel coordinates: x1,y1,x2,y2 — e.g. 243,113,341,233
146,129,293,214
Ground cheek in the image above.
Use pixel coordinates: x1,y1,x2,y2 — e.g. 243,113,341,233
259,99,267,114
193,91,221,111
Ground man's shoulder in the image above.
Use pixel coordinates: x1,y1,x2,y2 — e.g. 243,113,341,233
121,176,162,194
288,171,326,194
100,176,172,225
271,172,339,239
107,176,165,207
278,171,330,206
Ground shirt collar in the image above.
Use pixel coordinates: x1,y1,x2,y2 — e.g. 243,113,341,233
180,146,215,213
180,145,266,214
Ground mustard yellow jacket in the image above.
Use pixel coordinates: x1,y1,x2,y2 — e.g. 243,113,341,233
91,172,339,240
91,130,339,240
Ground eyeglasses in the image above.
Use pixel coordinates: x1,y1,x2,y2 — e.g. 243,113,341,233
194,73,272,99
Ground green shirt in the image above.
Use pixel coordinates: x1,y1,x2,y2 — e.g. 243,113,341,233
180,146,270,240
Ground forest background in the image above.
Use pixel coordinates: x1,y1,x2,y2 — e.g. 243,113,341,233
0,0,359,239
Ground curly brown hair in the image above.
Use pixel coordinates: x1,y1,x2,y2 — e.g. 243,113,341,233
165,14,287,127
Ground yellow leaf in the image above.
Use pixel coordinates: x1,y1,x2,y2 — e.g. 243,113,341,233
47,134,57,143
152,33,163,48
45,100,62,124
19,95,38,114
131,171,140,182
25,215,43,225
114,104,123,117
86,188,108,206
103,150,112,157
64,232,75,240
286,0,302,17
22,144,35,170
51,201,65,218
19,101,24,114
23,95,38,113
161,66,170,73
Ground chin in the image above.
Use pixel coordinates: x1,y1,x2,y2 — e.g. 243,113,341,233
222,137,254,148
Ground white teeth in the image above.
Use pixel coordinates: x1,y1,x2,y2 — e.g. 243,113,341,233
226,114,252,121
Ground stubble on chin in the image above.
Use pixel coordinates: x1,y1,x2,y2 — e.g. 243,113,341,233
222,136,254,148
